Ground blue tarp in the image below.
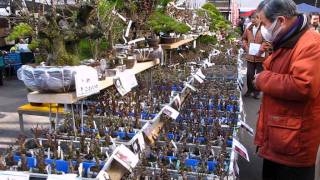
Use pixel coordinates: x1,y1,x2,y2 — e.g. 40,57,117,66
297,3,320,13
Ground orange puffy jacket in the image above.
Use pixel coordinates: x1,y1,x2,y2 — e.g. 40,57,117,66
255,26,320,167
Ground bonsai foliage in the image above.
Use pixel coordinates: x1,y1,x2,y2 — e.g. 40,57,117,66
6,23,32,41
198,35,218,45
147,11,190,34
200,3,230,31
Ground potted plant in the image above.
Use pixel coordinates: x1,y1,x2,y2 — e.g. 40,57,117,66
147,12,191,44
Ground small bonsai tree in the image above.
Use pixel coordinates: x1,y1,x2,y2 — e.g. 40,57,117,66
147,11,190,35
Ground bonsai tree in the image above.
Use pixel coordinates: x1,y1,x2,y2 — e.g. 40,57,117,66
199,3,230,31
147,11,191,35
7,0,125,65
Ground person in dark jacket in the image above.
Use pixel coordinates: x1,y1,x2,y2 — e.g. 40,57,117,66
254,0,320,179
242,12,270,99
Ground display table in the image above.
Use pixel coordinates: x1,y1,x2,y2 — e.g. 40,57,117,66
17,103,65,132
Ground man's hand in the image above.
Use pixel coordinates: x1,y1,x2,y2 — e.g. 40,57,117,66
256,42,271,56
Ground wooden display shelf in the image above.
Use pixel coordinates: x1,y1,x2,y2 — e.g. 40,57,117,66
27,59,160,104
160,32,209,50
160,38,196,50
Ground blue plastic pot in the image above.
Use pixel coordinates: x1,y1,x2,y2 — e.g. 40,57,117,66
167,133,175,140
208,160,218,172
185,159,199,170
13,155,36,168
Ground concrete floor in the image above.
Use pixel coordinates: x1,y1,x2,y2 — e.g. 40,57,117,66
0,80,49,151
0,79,263,179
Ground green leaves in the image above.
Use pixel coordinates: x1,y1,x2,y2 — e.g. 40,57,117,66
201,3,230,31
147,11,190,34
6,23,33,41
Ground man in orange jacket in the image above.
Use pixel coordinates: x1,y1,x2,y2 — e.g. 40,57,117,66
254,0,320,179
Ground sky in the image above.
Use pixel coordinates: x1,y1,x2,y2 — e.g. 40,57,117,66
239,0,263,11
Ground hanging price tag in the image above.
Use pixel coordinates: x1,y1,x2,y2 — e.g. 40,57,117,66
163,105,180,120
171,140,178,151
184,82,197,92
192,74,204,83
173,95,181,110
204,59,214,67
196,69,206,79
75,66,99,97
114,70,138,96
233,138,250,162
240,120,254,136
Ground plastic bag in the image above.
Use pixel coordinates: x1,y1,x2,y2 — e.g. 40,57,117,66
18,65,77,93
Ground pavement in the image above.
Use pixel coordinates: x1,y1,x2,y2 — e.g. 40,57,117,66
0,79,49,152
0,79,263,179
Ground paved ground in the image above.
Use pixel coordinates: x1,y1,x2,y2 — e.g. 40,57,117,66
0,79,263,179
0,79,49,152
238,96,263,180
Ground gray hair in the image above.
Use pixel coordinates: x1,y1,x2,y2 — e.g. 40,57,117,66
257,0,298,22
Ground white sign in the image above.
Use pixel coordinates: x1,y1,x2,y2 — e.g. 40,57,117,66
249,43,265,57
114,145,139,171
233,138,250,162
114,70,138,96
0,171,30,180
75,66,99,97
163,105,180,120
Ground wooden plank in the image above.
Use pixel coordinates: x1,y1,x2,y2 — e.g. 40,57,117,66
160,38,195,49
160,32,209,50
27,59,160,104
28,91,78,104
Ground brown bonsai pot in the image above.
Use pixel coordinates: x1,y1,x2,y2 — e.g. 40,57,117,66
146,37,160,47
160,36,178,44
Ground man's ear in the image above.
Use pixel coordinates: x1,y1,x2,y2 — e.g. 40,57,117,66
278,16,286,25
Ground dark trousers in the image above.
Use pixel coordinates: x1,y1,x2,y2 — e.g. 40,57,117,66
263,159,315,180
247,61,263,93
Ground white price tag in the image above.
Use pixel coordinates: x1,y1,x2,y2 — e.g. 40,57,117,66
192,74,204,83
171,140,178,151
196,69,206,79
240,120,254,136
173,95,181,110
114,145,139,171
184,82,197,92
75,66,99,97
163,105,179,120
114,70,138,96
137,132,146,151
204,59,214,67
97,171,110,180
233,138,250,162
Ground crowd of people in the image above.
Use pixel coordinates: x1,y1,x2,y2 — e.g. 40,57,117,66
240,0,320,180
